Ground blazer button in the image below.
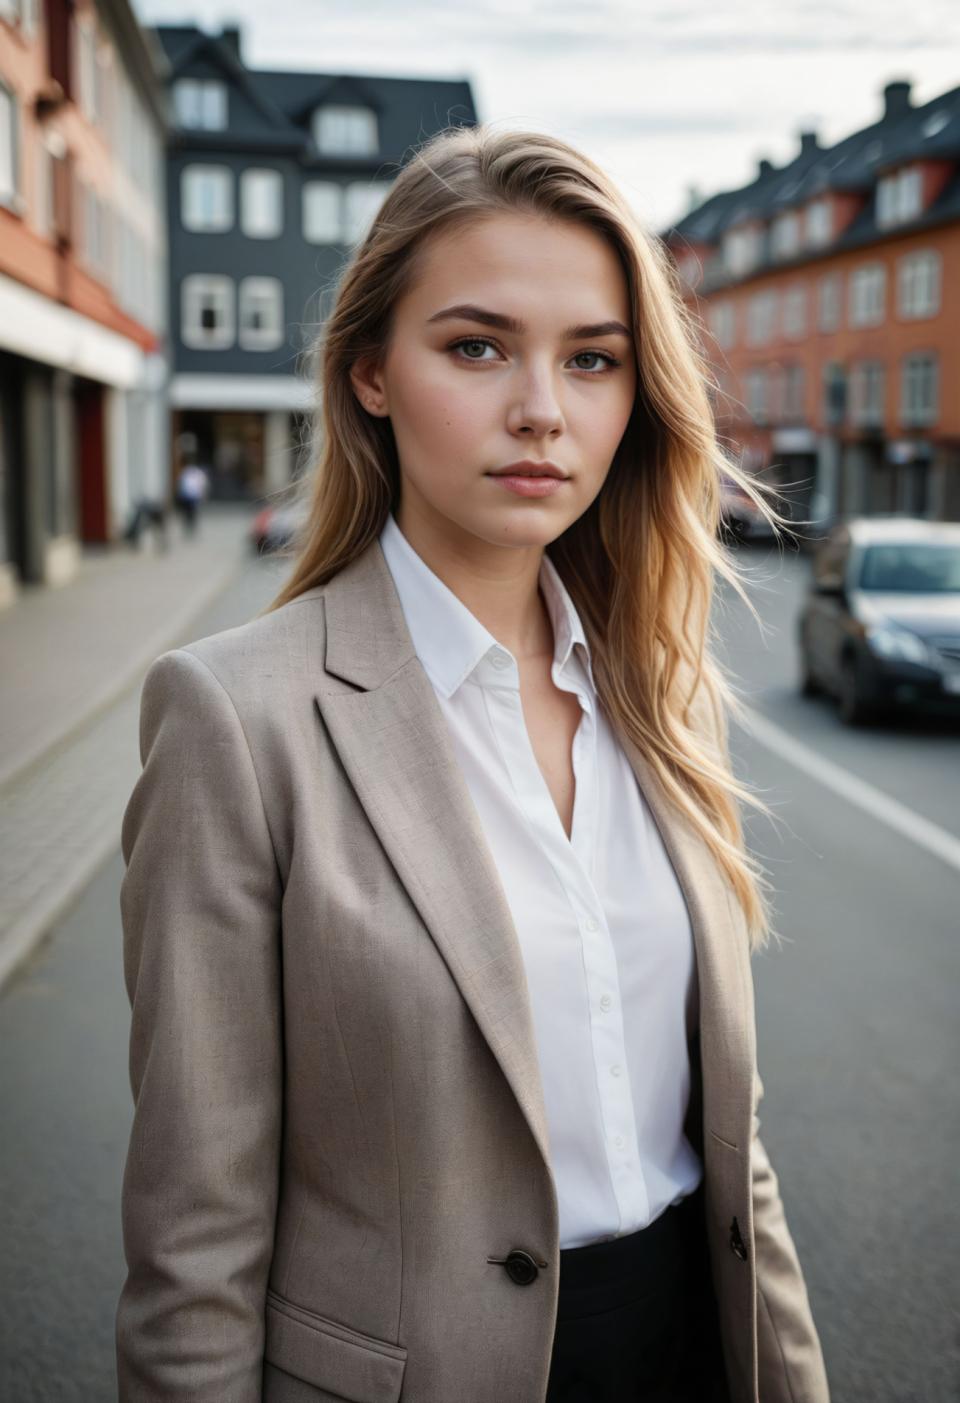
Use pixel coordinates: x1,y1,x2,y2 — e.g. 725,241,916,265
729,1217,748,1262
504,1249,539,1285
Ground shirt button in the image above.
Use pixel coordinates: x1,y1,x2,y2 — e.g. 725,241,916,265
584,917,600,933
610,1064,622,1078
599,994,612,1012
490,650,511,670
614,1135,625,1149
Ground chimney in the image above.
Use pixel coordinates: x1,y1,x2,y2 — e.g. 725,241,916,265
799,130,820,156
220,24,242,60
757,157,775,178
685,183,704,212
883,79,912,118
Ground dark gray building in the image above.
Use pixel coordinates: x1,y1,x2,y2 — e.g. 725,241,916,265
153,24,477,500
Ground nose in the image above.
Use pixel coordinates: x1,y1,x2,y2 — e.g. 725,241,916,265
507,366,565,439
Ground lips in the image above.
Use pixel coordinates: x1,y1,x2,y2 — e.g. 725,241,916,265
487,461,567,479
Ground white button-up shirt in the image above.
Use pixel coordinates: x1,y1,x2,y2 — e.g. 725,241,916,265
379,511,703,1249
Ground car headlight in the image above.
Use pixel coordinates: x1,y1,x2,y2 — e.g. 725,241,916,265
865,625,934,665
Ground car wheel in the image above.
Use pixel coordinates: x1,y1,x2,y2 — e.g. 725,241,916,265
838,653,873,726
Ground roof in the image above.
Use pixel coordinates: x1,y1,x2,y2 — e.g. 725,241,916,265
152,25,477,159
661,79,960,255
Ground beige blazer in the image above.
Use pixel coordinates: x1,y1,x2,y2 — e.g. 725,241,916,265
117,535,830,1403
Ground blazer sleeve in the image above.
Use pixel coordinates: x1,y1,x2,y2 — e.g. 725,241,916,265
752,1068,831,1402
116,648,283,1402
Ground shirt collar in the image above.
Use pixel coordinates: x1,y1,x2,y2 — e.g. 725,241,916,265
378,510,595,699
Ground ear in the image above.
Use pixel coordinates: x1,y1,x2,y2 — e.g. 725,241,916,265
349,356,389,417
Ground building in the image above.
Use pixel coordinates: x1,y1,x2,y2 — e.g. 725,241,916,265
152,24,477,501
0,0,169,606
661,79,960,529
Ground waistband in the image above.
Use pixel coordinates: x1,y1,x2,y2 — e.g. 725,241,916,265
556,1182,705,1301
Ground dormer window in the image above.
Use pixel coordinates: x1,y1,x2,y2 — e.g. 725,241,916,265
770,211,801,260
173,78,227,131
805,197,832,248
312,104,378,156
876,166,922,229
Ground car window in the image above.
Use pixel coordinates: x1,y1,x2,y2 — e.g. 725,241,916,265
857,544,960,593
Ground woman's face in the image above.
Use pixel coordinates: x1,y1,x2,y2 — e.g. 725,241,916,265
351,210,638,555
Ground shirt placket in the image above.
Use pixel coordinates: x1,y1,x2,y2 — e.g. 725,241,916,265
483,643,649,1235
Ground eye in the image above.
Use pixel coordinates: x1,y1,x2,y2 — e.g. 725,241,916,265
448,336,622,373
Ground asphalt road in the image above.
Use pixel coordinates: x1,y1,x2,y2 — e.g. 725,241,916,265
1,539,957,1402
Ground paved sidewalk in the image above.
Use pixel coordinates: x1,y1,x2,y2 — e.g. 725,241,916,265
0,504,277,993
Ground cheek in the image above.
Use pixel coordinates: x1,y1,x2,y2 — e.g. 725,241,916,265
390,359,490,461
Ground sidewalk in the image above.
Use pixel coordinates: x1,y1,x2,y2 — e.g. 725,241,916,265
0,504,263,993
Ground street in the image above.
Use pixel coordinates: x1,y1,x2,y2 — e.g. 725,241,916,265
1,539,958,1402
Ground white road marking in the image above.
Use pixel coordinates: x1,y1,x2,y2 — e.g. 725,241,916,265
735,705,960,876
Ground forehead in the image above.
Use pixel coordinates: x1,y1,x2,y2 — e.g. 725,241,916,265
402,211,631,322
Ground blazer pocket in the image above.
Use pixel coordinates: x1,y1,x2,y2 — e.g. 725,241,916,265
264,1289,407,1403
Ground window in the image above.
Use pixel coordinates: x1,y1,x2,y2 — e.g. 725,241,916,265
173,78,227,131
849,264,885,328
0,0,39,31
707,300,736,350
782,283,807,340
805,197,833,247
746,289,778,346
83,184,110,274
0,82,15,206
303,180,341,242
876,166,923,229
722,223,762,276
849,361,885,427
312,103,378,155
240,168,283,238
181,274,234,349
770,211,801,260
817,272,842,333
897,250,941,319
181,164,233,232
900,353,938,427
822,361,847,426
782,364,806,421
238,277,284,350
744,369,769,424
343,179,391,243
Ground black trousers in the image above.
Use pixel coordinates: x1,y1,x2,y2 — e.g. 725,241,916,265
545,1181,731,1403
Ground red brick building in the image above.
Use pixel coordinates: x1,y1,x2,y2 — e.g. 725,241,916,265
661,79,960,531
0,0,168,606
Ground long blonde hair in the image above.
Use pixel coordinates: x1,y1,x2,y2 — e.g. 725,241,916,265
262,122,796,955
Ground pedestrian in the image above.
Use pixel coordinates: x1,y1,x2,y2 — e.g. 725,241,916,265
116,125,829,1402
174,460,209,537
123,496,169,553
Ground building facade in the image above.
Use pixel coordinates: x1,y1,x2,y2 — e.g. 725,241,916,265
153,24,477,501
661,79,960,530
0,0,168,606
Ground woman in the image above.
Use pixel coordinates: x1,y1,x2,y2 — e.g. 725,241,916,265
116,125,830,1402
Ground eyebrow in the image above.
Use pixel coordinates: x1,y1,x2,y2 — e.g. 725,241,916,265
425,303,632,341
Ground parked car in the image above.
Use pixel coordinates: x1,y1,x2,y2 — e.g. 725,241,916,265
250,498,308,555
797,516,960,725
719,472,778,542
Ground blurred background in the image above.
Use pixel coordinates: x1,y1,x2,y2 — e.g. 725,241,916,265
1,1,958,1398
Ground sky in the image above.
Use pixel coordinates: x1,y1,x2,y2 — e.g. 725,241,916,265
134,0,960,234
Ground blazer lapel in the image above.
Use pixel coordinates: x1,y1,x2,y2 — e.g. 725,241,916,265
313,537,749,1185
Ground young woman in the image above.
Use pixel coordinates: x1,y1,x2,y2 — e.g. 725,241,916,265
116,124,830,1402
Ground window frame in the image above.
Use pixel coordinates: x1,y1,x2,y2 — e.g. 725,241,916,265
240,167,284,239
302,179,342,243
173,78,228,131
311,103,378,155
238,275,285,350
181,273,235,350
180,163,234,233
0,79,18,209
